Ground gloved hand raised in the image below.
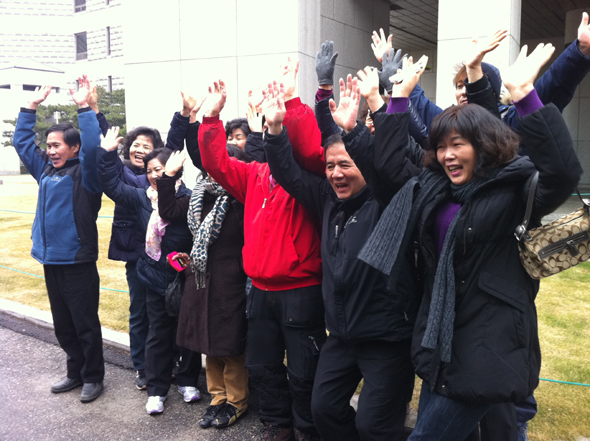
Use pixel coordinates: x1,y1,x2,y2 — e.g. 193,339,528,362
316,41,339,86
378,48,406,93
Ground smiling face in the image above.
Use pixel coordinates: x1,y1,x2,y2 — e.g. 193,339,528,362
227,128,247,150
325,143,366,200
46,131,80,169
129,135,154,168
146,158,165,190
436,130,477,185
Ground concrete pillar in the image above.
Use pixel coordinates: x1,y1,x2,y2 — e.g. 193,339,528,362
564,8,590,185
436,0,521,108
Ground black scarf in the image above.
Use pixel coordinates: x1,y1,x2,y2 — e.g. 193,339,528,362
359,168,496,362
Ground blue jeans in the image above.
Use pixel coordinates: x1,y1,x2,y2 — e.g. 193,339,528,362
126,262,149,371
408,382,493,441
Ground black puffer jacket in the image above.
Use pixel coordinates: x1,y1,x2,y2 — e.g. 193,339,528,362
264,111,420,342
412,104,582,403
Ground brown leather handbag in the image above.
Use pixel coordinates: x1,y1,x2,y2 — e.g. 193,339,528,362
515,172,590,279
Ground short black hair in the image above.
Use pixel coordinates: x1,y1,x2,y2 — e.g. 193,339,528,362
323,133,345,161
123,126,164,160
45,123,81,149
143,148,183,180
225,118,251,139
424,104,519,177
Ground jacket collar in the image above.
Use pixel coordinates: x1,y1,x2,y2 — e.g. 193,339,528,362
335,185,371,215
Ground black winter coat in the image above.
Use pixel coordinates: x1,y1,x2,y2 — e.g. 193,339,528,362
98,149,193,294
411,104,582,403
264,112,420,342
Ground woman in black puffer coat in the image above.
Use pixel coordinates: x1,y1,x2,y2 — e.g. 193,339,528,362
360,44,582,440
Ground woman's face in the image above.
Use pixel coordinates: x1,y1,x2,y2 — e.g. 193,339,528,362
227,128,247,150
146,158,165,190
436,130,476,185
129,135,154,168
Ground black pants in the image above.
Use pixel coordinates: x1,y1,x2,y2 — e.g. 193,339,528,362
311,336,414,441
144,288,200,396
246,285,326,434
44,263,104,383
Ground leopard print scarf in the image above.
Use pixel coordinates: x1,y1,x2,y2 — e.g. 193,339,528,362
187,174,229,289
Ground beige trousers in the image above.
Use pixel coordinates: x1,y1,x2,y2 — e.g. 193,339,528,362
205,353,249,411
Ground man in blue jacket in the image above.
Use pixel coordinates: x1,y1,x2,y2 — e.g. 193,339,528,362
12,76,105,403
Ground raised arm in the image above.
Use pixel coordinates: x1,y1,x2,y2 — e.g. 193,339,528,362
70,75,102,194
314,41,343,143
13,85,53,182
464,30,507,119
157,150,190,222
262,82,326,218
166,91,205,151
198,80,252,203
502,43,582,215
98,127,143,208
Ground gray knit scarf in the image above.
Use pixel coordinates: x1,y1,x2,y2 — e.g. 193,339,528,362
187,174,229,289
359,168,495,362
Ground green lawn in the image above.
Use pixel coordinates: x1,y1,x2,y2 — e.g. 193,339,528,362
1,175,589,440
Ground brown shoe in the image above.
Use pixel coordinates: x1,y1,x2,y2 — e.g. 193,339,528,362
260,422,295,441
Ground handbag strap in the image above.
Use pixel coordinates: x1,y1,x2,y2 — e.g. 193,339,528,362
514,171,539,242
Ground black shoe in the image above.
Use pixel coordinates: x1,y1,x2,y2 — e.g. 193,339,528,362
199,404,222,428
135,370,147,390
212,403,247,428
51,376,83,393
80,382,103,403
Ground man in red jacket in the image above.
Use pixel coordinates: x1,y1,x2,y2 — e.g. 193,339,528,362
198,76,325,441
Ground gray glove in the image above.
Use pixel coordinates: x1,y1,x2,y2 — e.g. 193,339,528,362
378,48,406,93
316,41,338,86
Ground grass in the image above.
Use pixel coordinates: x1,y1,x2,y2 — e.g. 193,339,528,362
1,175,589,440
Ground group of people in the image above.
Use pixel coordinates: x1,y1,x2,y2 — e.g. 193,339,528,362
11,12,590,441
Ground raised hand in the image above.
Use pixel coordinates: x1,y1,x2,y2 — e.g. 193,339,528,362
578,12,590,56
101,126,124,152
260,81,286,135
69,75,91,108
202,80,227,118
88,85,99,114
247,89,264,112
379,48,406,93
281,57,300,101
371,28,393,63
356,66,384,112
246,102,264,133
316,41,338,87
501,43,555,102
27,85,52,110
181,91,205,118
329,75,361,133
465,30,508,82
390,55,428,98
165,149,188,177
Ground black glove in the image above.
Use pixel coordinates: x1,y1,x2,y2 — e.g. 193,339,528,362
378,48,406,93
316,41,338,86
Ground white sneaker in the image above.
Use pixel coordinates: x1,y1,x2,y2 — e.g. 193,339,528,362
145,395,166,414
178,385,200,403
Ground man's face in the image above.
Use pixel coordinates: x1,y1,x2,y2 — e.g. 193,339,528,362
47,131,79,169
227,128,247,150
455,75,468,106
325,143,366,200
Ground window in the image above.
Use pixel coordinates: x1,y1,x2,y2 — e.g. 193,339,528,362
107,76,113,93
75,32,87,60
23,84,42,91
105,0,110,5
74,0,86,13
106,27,111,56
0,84,10,89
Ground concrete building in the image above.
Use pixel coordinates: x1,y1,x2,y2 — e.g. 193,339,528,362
1,0,589,184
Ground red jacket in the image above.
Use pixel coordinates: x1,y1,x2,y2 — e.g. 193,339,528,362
199,98,324,291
